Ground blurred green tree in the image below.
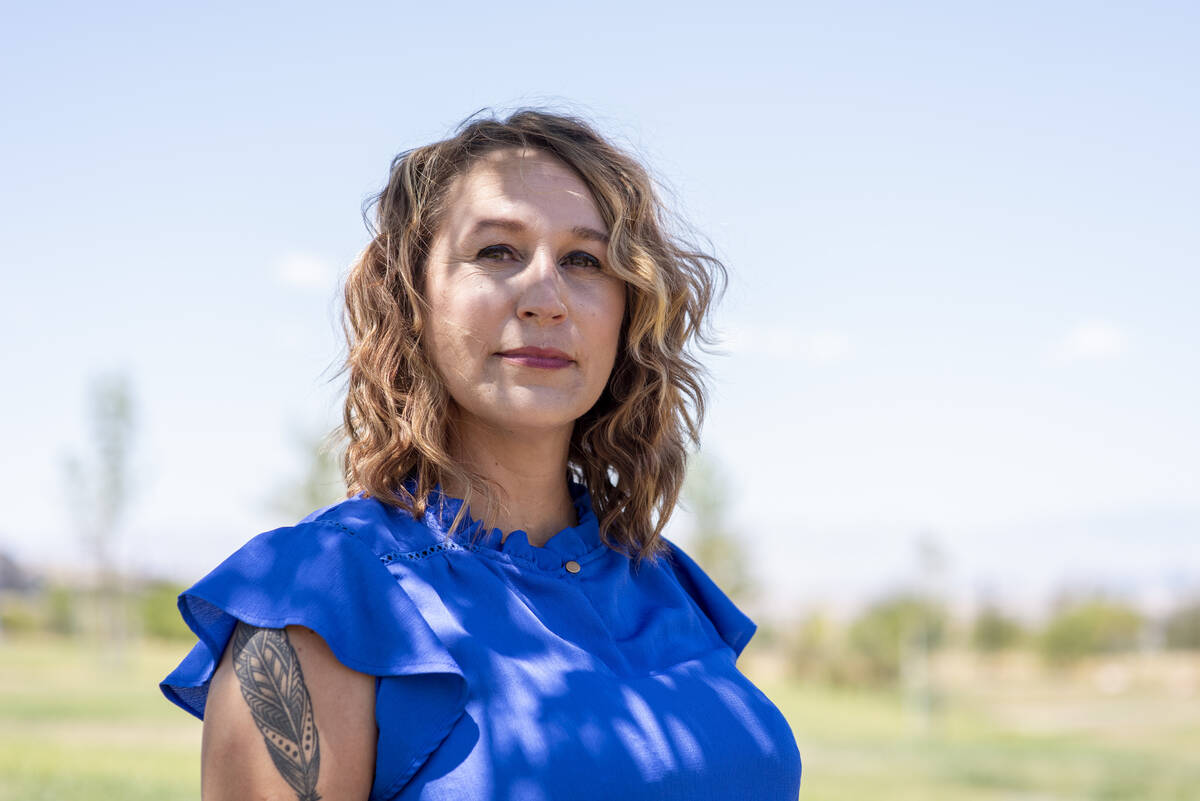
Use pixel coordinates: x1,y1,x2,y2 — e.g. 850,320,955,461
0,597,39,634
1039,597,1143,664
681,453,754,606
785,608,842,682
848,593,948,683
46,584,79,636
136,580,193,641
971,604,1026,653
62,372,137,652
1163,599,1200,650
269,427,348,523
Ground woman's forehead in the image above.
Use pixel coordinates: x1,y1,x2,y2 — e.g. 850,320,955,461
442,149,606,236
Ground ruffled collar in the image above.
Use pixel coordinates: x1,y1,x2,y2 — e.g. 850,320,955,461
417,479,604,570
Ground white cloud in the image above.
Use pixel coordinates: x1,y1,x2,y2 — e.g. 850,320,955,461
274,251,336,290
1049,320,1130,362
721,325,852,364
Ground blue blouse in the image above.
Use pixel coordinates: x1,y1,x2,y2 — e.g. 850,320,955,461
161,482,802,800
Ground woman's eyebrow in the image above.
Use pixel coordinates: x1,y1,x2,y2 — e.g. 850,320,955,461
466,218,609,245
572,225,610,245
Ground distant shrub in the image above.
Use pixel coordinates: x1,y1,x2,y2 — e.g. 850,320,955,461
750,619,783,651
785,610,837,678
46,584,80,636
971,605,1025,653
0,596,41,634
1163,600,1200,650
137,581,192,641
1039,598,1143,664
847,594,947,683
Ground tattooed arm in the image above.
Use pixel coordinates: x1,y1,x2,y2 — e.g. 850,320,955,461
201,623,376,801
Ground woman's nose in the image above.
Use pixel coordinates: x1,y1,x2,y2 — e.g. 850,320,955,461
515,250,568,323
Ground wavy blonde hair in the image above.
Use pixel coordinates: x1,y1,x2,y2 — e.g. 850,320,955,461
340,108,725,564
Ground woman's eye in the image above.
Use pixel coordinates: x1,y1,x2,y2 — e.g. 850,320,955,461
477,245,515,261
563,251,602,270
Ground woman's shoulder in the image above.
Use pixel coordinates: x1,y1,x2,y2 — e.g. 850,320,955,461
656,537,759,659
286,492,446,563
162,494,467,720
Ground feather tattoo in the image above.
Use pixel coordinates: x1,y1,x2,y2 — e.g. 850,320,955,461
231,623,322,801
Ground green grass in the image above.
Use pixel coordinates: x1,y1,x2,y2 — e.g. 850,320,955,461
1,636,1198,799
754,660,1200,800
0,636,200,801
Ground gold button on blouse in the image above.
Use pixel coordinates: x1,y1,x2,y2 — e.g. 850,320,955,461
564,560,581,574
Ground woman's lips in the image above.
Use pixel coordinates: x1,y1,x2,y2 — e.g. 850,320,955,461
498,347,573,369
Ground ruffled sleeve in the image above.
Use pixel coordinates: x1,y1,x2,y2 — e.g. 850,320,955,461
159,520,468,800
665,540,758,658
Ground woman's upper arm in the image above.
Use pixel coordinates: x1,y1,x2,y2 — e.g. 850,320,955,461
201,622,377,801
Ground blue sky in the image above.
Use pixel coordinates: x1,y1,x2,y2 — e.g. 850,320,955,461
2,1,1197,622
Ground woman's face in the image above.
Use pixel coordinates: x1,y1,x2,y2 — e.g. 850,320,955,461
422,148,626,442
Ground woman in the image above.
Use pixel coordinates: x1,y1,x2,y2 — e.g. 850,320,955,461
161,109,802,801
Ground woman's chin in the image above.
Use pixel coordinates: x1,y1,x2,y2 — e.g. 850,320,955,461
453,388,601,436
461,406,584,438
498,411,580,435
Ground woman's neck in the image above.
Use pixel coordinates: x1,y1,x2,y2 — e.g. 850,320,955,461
446,417,576,547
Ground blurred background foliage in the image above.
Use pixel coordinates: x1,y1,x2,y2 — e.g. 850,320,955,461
4,558,1198,800
1,375,1197,800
